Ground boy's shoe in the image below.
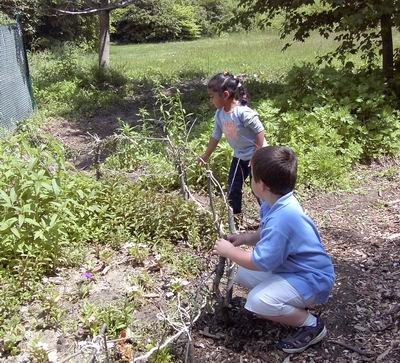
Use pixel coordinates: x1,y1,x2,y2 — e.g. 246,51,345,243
277,317,327,354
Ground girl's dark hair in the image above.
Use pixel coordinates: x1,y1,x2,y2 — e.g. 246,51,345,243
207,72,248,105
251,146,297,195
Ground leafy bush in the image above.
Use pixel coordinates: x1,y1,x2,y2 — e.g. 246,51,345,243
0,133,69,275
111,0,237,43
111,0,197,43
30,43,129,116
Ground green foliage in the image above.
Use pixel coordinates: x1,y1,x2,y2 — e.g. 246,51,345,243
29,43,129,116
0,10,12,25
35,286,64,329
79,301,134,338
111,0,199,43
0,132,69,275
111,0,237,43
0,1,98,48
0,315,24,355
238,0,400,89
253,64,400,189
28,337,50,362
149,346,174,363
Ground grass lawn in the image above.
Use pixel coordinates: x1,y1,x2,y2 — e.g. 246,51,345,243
108,30,340,80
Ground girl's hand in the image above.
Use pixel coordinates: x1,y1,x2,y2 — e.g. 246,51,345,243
197,154,208,165
213,238,235,257
227,233,247,247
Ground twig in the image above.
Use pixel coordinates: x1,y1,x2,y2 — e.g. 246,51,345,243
89,324,107,363
376,340,399,362
327,339,373,356
133,299,207,362
102,325,110,362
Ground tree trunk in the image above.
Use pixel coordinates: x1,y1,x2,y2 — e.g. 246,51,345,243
380,13,393,83
99,0,110,69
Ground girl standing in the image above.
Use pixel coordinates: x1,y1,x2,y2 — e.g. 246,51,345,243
199,72,266,217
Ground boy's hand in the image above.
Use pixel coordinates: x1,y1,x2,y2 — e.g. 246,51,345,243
227,233,247,247
213,238,235,258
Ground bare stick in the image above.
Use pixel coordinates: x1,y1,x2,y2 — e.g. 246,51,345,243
207,166,226,299
55,0,136,15
102,324,109,362
327,339,373,356
224,206,236,307
133,299,207,362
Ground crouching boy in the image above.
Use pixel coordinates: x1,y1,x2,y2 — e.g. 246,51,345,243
213,146,335,353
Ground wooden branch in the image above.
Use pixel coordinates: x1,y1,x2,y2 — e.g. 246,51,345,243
89,324,107,363
327,339,373,356
224,206,236,307
207,166,226,299
55,0,136,15
133,299,207,362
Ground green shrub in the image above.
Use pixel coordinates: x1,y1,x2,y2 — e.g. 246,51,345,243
30,43,129,116
0,134,69,275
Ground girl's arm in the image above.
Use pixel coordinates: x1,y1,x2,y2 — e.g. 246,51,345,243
255,130,265,150
199,137,219,163
214,238,259,270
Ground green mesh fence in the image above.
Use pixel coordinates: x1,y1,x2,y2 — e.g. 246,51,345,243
0,22,34,133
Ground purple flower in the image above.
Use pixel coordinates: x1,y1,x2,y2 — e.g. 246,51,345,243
81,272,93,280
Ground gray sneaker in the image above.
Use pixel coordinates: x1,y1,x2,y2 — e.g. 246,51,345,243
277,317,327,353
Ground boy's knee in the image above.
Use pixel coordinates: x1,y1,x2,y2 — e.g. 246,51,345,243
246,290,296,317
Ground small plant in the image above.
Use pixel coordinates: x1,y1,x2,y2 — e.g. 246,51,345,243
0,316,24,355
99,247,114,264
38,287,64,329
148,345,174,363
128,244,150,266
377,167,399,180
172,254,203,278
28,338,49,363
76,271,94,299
129,271,153,291
79,301,134,338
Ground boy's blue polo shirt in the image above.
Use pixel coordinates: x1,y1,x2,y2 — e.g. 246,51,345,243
251,192,335,304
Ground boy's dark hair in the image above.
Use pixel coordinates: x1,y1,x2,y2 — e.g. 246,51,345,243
252,146,297,195
207,72,248,105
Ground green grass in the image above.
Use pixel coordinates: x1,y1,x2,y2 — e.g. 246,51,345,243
107,30,340,80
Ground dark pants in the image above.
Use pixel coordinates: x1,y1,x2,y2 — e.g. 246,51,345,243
227,157,252,214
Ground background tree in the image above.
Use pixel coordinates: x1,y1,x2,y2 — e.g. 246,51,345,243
0,1,98,48
236,0,400,86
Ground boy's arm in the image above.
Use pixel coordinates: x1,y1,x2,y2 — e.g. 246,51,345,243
214,238,260,271
228,229,260,247
199,137,219,163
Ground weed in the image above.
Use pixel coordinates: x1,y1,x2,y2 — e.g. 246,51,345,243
79,301,134,338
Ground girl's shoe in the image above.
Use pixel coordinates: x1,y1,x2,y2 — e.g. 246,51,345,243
277,317,327,353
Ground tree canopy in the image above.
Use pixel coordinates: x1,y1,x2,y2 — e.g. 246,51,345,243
237,0,400,83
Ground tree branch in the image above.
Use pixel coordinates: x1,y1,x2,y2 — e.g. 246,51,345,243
55,0,136,15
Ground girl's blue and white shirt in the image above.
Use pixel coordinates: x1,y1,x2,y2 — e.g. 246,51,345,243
251,192,335,304
211,105,265,161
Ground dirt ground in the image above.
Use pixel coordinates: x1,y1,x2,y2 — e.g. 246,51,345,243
27,115,400,362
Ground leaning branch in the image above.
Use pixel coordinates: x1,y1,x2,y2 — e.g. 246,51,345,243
55,0,136,15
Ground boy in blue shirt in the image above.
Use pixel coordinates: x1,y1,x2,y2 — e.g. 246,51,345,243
213,146,335,353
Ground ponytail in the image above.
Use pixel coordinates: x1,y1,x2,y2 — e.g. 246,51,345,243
208,72,249,105
237,81,248,106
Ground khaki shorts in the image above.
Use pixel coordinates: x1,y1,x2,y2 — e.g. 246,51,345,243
234,267,315,317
